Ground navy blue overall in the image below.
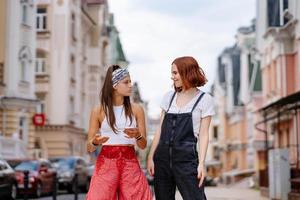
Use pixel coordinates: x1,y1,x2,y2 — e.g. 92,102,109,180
153,91,206,200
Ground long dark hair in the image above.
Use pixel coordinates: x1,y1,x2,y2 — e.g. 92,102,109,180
100,65,133,133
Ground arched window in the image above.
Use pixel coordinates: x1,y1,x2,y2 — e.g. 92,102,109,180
19,46,32,82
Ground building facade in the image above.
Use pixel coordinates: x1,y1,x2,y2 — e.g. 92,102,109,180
213,20,263,184
255,0,300,199
34,0,110,159
0,0,38,159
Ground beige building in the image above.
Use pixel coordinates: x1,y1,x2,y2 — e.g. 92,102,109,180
213,20,263,184
255,0,300,198
34,0,111,159
0,0,39,159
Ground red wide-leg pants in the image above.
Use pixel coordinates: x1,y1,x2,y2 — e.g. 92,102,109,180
86,145,152,200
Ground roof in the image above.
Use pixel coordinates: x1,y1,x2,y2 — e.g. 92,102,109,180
259,91,300,112
116,36,127,62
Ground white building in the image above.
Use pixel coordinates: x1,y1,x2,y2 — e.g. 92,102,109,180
34,0,110,158
0,0,38,159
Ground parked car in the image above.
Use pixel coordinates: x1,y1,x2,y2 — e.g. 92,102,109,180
6,159,25,169
51,156,89,193
14,159,56,198
0,159,17,199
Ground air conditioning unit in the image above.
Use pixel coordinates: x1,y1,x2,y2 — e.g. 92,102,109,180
268,148,291,200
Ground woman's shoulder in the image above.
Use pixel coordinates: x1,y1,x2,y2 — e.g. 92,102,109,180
162,90,176,100
131,103,144,113
197,91,215,107
202,92,214,101
91,105,105,119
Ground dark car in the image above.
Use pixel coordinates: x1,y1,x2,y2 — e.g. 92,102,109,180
86,163,95,191
51,156,89,193
14,159,56,198
0,159,17,199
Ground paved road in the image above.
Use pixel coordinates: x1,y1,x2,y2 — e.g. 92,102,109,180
175,186,268,200
16,192,86,200
19,186,267,200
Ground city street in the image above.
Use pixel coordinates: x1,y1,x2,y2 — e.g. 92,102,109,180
0,1,299,200
176,187,269,200
22,186,268,200
27,193,86,200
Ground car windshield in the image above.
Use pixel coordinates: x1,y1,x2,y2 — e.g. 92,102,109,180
57,158,75,170
15,161,38,171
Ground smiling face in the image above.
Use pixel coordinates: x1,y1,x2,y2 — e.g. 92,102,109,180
113,75,132,96
171,64,183,89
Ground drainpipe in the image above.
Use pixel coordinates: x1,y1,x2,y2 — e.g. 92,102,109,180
255,111,269,187
295,105,299,168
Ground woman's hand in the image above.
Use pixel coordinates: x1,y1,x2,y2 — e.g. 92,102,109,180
91,133,109,145
147,158,155,176
124,127,140,138
197,163,206,187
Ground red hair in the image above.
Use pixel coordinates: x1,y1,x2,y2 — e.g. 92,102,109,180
172,56,207,91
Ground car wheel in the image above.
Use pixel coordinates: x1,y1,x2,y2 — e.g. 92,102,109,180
10,184,17,200
85,178,90,192
67,181,76,193
35,182,42,198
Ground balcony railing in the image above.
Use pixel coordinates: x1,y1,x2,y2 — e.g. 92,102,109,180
0,136,28,159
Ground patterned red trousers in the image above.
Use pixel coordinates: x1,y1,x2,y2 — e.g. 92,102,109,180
86,145,153,200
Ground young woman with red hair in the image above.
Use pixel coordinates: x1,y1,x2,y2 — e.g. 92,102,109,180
86,65,152,200
147,56,215,200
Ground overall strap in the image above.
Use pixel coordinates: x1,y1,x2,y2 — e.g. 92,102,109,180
166,91,176,113
191,92,205,112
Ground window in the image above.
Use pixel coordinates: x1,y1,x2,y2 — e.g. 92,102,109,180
70,55,75,80
35,58,46,74
36,93,46,114
70,96,75,115
36,8,47,31
213,127,218,140
20,60,29,81
37,102,45,113
71,13,76,40
19,117,28,143
22,5,28,24
267,0,289,27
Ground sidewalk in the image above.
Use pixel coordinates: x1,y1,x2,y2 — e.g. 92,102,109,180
175,186,268,200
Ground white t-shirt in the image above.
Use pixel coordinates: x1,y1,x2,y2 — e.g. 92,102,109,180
160,90,215,138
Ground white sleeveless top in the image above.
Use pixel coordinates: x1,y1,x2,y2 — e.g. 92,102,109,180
100,106,136,145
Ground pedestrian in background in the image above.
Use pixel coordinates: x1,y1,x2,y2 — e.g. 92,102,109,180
147,56,215,200
86,65,152,200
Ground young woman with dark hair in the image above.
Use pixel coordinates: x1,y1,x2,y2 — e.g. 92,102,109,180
147,56,215,200
86,65,152,200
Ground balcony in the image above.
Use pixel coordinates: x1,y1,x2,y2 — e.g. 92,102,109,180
0,136,28,159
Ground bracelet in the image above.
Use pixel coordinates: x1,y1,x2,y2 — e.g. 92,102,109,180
90,139,98,147
135,135,143,141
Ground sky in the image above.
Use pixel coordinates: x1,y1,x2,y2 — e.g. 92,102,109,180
109,0,256,118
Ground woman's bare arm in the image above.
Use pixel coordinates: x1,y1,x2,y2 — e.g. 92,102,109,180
147,110,165,175
134,103,147,149
87,106,108,153
197,116,212,186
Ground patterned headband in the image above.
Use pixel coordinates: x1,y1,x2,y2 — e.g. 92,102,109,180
112,68,129,87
